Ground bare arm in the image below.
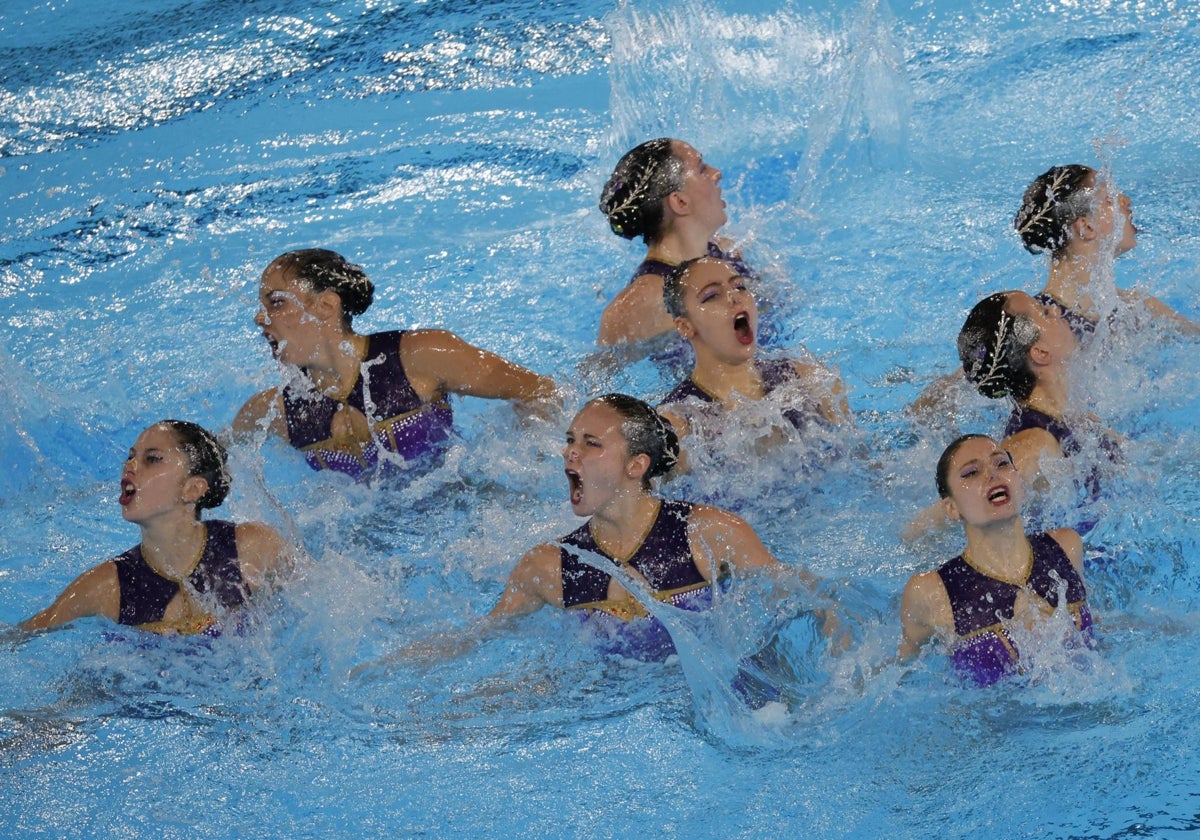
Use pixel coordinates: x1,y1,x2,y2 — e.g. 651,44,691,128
1002,426,1064,488
898,570,953,661
402,329,560,418
902,499,954,543
231,388,288,440
598,274,675,346
686,504,780,579
352,542,562,678
488,542,563,619
906,369,973,419
1118,288,1200,337
791,358,851,425
234,521,297,593
20,562,121,633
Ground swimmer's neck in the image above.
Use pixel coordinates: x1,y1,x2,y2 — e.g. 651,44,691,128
1020,372,1071,421
689,353,762,403
139,515,209,583
589,494,661,562
303,331,370,397
645,219,717,266
960,518,1031,583
1043,248,1118,319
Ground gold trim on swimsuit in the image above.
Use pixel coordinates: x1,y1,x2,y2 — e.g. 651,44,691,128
569,580,713,621
299,396,452,469
956,598,1090,662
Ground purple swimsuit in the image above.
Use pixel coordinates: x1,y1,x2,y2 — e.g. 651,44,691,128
559,499,714,660
660,358,805,429
113,520,246,627
1034,293,1095,339
631,240,755,284
937,532,1093,686
281,330,454,476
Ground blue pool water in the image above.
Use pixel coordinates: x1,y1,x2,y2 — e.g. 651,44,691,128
3,0,1200,836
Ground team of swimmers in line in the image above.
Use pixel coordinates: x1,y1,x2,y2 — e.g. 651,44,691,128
15,140,1198,690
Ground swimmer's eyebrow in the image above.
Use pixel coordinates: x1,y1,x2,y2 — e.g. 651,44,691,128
958,450,1009,472
696,277,736,297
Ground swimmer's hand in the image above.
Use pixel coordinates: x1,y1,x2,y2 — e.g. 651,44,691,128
513,384,564,425
0,623,31,646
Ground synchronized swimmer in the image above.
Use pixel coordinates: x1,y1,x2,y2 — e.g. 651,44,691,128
657,255,849,449
234,248,559,477
21,421,293,636
13,153,1190,694
900,435,1092,686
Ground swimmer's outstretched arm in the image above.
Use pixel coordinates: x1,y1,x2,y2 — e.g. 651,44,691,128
350,543,563,678
403,329,562,421
19,561,121,634
905,369,974,420
1119,288,1200,337
791,358,852,426
686,505,849,647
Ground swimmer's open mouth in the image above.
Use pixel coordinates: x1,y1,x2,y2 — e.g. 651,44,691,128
734,312,753,345
263,334,280,355
566,469,582,505
120,480,136,506
988,486,1010,504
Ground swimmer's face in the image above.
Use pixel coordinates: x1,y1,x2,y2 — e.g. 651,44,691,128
942,437,1024,526
562,401,645,515
1075,170,1137,255
254,264,327,366
673,258,757,361
1085,174,1138,257
670,140,726,233
1004,291,1076,364
119,424,206,524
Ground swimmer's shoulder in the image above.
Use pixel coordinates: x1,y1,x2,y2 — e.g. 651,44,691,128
599,274,674,346
233,387,287,439
233,520,292,591
1045,527,1084,571
21,559,121,632
492,541,564,617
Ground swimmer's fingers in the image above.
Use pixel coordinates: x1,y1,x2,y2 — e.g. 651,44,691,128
0,624,32,647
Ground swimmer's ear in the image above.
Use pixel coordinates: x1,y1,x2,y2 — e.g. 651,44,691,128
311,288,344,323
665,189,690,217
625,452,651,481
1070,214,1097,244
182,475,209,508
941,496,961,523
674,315,695,340
1027,341,1052,366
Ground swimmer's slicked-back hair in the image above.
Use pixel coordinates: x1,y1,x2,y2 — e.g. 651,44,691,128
935,434,997,498
160,420,231,515
1014,164,1095,256
662,256,705,319
957,292,1040,402
599,139,685,245
592,393,679,484
269,248,375,326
